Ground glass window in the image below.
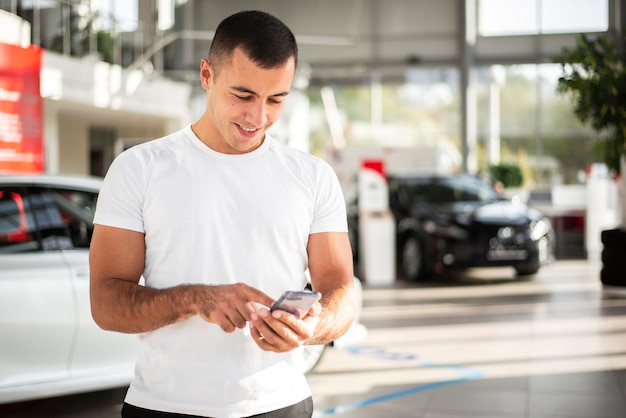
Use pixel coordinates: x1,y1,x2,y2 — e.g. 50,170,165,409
97,0,138,32
540,0,608,34
0,187,97,253
44,188,97,249
478,0,608,36
479,0,538,36
308,68,460,156
476,64,596,187
0,188,38,253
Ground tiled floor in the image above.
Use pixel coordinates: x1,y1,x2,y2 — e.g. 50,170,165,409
2,259,624,418
308,259,626,418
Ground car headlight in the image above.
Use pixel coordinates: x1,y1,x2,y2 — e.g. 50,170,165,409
530,219,550,241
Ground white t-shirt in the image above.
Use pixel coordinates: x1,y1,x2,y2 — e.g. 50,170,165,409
93,126,347,417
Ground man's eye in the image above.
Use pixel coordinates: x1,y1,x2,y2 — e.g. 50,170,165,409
234,95,252,101
269,99,283,105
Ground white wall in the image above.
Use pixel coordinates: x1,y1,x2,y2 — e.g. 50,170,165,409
41,51,191,174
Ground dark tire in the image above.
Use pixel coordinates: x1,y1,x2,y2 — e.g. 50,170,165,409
601,228,626,249
601,266,626,286
602,246,626,266
515,263,540,276
401,235,423,281
601,229,626,287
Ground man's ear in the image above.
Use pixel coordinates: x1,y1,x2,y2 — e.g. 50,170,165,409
200,59,212,89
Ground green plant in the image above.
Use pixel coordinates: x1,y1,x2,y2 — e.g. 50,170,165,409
488,163,524,188
48,6,115,64
556,33,626,174
94,30,115,63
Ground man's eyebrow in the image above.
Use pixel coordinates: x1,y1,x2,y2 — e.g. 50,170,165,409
231,86,289,97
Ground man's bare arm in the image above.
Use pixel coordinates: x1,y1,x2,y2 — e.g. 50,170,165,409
305,231,357,345
89,224,274,334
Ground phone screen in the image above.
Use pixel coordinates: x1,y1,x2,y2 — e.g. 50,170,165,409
270,290,321,318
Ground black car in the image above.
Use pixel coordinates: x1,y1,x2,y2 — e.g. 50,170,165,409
349,174,555,280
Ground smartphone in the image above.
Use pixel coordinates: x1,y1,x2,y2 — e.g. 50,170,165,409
270,290,321,318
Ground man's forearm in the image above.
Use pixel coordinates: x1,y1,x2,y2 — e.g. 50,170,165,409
91,279,199,334
308,284,358,345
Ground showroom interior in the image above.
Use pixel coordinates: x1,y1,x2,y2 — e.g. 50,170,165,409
2,1,626,417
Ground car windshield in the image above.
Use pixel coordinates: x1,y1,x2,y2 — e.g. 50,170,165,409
394,175,500,207
443,176,501,203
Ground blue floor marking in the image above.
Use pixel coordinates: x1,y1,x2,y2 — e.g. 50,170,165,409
312,347,485,417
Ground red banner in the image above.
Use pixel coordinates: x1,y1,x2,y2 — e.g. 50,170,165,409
0,43,44,173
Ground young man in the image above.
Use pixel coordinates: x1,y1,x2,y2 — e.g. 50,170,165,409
89,10,356,418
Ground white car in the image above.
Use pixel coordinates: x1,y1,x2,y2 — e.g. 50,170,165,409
0,174,140,404
0,174,365,404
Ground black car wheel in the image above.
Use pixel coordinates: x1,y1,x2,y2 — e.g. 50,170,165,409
401,235,423,281
514,262,540,276
515,235,550,277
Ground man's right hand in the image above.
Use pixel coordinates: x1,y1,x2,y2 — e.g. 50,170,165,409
195,282,275,333
90,224,275,334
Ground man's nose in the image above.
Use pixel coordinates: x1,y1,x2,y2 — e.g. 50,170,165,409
245,100,269,127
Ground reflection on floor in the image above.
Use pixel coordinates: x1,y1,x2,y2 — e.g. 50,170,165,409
308,260,626,418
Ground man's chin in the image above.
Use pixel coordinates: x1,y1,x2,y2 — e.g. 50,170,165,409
230,138,264,154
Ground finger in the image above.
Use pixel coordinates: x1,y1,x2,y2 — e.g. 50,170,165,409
243,286,275,310
227,311,248,329
251,309,280,341
215,312,236,333
271,309,306,333
249,321,280,352
216,302,249,330
233,301,256,328
252,310,301,350
271,309,319,343
261,321,301,349
229,289,271,322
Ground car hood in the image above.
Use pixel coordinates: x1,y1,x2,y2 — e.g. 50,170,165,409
417,200,543,226
472,201,543,225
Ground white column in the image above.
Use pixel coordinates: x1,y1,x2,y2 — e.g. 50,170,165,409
43,100,59,174
487,66,503,165
586,164,618,260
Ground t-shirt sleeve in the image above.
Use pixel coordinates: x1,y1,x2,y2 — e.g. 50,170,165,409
310,159,348,234
93,149,146,233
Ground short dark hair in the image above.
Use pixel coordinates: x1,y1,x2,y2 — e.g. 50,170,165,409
209,10,298,75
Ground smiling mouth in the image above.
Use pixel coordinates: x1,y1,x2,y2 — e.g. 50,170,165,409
238,124,259,133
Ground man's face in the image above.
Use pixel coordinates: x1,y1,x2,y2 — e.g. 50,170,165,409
200,47,296,154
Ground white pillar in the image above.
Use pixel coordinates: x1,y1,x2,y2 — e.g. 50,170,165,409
43,100,59,174
487,66,504,165
586,164,618,260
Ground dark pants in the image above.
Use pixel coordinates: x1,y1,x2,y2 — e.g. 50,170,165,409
121,397,314,418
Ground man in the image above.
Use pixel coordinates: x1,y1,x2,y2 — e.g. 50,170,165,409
89,10,356,418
